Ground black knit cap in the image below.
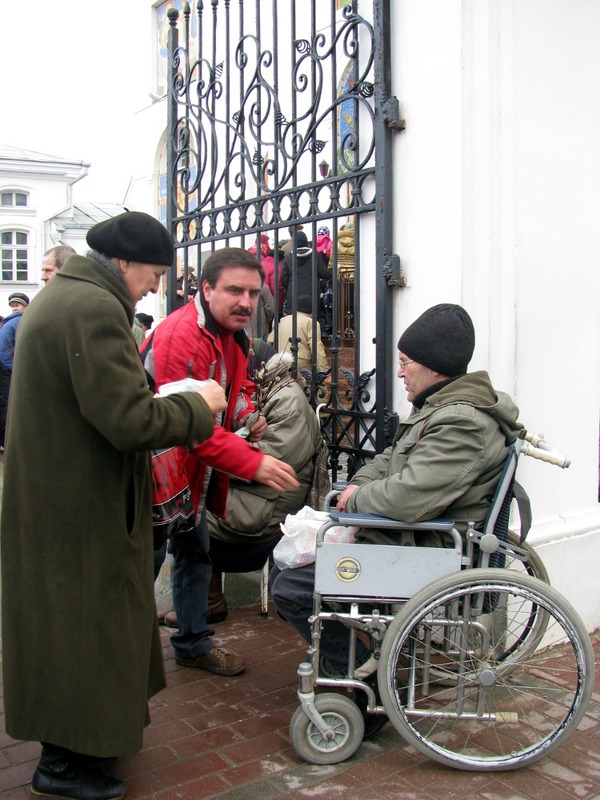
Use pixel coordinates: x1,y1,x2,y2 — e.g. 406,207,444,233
398,303,475,377
86,211,175,266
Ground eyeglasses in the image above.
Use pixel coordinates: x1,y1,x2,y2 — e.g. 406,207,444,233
398,358,414,370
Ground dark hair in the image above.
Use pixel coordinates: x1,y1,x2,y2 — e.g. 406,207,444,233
297,295,313,314
201,247,265,287
45,245,76,269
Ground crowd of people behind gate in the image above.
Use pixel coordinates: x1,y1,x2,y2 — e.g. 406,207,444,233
0,210,524,800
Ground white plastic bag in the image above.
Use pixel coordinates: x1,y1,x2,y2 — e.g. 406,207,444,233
273,505,359,569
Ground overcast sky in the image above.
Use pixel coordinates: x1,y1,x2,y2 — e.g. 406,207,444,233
0,0,155,202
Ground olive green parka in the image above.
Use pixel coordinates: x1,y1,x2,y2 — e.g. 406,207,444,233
346,371,523,544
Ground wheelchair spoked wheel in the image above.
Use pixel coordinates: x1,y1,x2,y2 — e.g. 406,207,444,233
424,533,551,686
289,693,365,765
503,531,550,585
485,533,550,670
377,569,594,771
431,533,551,687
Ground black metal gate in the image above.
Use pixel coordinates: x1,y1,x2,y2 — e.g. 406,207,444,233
165,0,404,479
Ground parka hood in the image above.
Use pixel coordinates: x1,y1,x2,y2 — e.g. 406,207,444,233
425,370,523,444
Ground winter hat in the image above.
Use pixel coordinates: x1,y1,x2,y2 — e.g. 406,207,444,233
398,303,475,377
86,211,175,266
8,292,30,307
248,338,277,375
294,231,309,248
318,226,330,236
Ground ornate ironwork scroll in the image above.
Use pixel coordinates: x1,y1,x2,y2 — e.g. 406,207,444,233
166,0,401,479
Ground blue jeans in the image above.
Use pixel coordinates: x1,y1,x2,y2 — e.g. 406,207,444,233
269,563,370,671
169,512,215,658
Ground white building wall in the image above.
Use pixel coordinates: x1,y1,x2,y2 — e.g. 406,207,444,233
389,0,600,627
0,153,88,310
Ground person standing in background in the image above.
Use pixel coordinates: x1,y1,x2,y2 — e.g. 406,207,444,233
41,245,76,284
0,292,29,450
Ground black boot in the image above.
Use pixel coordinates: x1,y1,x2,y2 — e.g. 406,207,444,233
30,744,126,800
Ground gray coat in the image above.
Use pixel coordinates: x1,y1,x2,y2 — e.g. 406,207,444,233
207,378,323,543
346,371,522,544
1,255,215,757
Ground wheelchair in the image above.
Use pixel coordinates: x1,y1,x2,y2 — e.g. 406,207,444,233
289,431,594,771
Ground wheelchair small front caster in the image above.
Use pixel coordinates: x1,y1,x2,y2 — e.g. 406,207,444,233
289,693,365,764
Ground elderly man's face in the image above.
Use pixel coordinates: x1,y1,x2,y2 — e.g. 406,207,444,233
9,301,26,313
202,266,261,332
397,350,444,403
121,262,168,304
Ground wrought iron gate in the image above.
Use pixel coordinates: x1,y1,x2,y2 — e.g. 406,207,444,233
165,0,404,479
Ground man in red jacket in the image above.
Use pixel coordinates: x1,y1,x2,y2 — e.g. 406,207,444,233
151,247,298,675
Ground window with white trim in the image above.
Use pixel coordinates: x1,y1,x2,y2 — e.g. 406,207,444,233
1,191,28,208
1,231,29,281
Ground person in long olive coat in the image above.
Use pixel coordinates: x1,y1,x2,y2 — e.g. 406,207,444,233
0,212,225,800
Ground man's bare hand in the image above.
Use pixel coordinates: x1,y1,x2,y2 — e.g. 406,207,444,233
247,414,267,442
336,483,360,512
254,454,299,491
196,379,227,415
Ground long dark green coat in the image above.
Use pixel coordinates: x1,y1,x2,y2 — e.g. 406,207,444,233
1,255,215,757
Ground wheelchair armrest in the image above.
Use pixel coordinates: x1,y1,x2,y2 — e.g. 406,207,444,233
323,483,348,511
318,512,463,554
327,512,456,531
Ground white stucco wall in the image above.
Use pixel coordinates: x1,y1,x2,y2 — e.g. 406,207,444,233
387,0,600,627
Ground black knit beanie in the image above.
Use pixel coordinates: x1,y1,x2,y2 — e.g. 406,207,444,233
86,211,175,266
398,303,475,377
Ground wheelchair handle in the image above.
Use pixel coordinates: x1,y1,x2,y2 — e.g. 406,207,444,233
522,442,570,469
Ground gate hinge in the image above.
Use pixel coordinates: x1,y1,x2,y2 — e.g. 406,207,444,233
383,96,406,131
383,254,406,287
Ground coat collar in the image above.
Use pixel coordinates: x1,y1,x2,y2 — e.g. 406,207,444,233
58,255,135,323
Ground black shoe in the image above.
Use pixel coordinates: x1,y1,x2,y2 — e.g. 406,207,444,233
31,753,126,800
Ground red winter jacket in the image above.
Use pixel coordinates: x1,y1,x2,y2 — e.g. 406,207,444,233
151,295,264,518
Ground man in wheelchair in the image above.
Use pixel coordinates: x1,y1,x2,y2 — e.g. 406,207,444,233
270,303,523,711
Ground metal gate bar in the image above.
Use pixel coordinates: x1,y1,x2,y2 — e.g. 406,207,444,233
165,0,403,478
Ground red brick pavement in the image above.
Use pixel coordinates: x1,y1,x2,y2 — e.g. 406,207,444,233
1,602,600,800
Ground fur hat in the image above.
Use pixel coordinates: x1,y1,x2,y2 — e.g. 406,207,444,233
398,303,475,377
86,211,175,266
8,292,29,307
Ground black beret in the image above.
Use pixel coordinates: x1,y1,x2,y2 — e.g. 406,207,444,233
135,313,154,327
86,211,175,266
398,303,475,377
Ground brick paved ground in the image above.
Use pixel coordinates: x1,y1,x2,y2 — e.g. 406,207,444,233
1,595,600,800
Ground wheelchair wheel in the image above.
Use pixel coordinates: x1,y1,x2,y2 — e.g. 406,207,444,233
466,532,550,673
504,530,549,585
377,569,594,771
289,693,365,765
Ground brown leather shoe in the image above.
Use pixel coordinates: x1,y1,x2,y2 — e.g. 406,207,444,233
175,646,245,676
208,574,228,623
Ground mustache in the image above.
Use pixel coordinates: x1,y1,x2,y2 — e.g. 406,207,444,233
232,307,252,317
